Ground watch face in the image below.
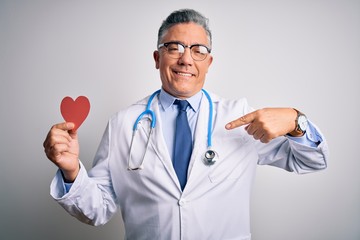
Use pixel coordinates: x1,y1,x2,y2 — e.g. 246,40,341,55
298,115,308,131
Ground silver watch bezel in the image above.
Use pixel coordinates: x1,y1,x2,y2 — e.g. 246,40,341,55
296,112,308,133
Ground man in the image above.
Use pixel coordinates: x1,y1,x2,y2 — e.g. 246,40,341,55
43,9,328,240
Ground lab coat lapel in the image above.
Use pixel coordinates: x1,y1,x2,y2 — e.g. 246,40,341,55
138,96,182,190
185,94,214,191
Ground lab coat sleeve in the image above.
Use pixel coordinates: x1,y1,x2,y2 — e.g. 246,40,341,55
216,95,329,174
256,120,329,174
50,123,118,226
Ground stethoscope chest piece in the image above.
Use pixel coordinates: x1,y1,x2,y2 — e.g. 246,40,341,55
203,149,219,166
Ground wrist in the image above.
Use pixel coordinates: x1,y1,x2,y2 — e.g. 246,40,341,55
287,129,305,137
60,164,80,183
288,108,308,137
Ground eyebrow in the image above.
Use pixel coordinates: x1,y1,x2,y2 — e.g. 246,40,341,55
165,41,209,47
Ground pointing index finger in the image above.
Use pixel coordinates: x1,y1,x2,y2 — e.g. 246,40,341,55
225,111,256,130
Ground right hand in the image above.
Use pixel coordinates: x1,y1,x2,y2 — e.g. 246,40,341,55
43,122,80,182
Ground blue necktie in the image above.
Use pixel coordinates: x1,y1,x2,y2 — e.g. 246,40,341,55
173,100,192,190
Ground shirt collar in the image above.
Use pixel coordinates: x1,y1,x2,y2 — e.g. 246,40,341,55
159,88,203,113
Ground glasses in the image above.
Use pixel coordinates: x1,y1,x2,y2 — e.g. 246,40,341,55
158,41,211,61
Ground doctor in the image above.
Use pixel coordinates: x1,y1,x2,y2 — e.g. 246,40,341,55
43,9,328,240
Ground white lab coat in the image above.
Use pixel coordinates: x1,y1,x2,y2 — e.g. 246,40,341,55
51,92,328,240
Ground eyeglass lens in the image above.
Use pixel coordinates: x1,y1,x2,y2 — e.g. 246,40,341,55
164,43,209,61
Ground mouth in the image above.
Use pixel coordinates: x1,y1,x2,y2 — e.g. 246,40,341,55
173,70,195,78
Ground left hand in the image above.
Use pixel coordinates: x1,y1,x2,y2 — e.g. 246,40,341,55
225,108,299,143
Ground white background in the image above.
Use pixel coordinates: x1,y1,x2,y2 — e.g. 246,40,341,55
1,0,359,239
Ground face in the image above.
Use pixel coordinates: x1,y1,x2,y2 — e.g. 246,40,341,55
153,23,213,99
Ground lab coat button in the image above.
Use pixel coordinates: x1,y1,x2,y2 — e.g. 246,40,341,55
178,199,186,206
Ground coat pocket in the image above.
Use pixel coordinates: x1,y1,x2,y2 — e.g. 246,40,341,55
208,135,256,183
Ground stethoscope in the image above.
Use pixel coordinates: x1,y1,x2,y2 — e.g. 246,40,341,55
128,89,218,170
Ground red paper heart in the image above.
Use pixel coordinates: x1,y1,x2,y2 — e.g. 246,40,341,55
60,96,90,131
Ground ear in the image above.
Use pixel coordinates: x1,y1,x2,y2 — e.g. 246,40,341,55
206,55,213,73
153,50,160,69
208,55,213,66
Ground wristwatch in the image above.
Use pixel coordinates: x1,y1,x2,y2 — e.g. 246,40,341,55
294,109,308,134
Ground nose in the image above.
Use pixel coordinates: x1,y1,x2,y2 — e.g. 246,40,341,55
178,47,193,66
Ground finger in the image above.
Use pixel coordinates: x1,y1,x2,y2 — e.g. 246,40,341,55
225,111,257,130
43,122,75,148
49,133,73,147
260,136,270,143
45,143,70,159
54,122,75,131
245,123,257,135
60,122,78,140
44,133,76,154
253,130,264,140
68,129,78,139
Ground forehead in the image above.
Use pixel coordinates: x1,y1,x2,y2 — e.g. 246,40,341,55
161,22,209,45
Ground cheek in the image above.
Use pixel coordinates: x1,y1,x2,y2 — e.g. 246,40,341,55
202,58,212,74
198,64,210,77
158,64,172,85
157,57,169,70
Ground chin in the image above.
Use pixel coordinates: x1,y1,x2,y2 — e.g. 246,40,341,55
175,87,200,98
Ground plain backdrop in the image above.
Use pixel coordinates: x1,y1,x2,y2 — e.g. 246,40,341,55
1,0,359,239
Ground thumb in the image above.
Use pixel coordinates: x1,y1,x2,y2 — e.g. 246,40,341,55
66,123,78,139
68,128,78,139
56,122,78,138
55,122,75,131
225,111,256,130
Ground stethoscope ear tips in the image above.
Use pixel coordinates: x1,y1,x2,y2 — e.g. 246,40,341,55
203,149,218,166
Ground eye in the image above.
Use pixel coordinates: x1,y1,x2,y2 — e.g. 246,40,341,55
166,43,179,52
192,45,208,55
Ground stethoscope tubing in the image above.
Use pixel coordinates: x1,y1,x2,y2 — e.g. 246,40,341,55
134,89,213,147
128,89,216,170
201,89,213,148
132,89,160,131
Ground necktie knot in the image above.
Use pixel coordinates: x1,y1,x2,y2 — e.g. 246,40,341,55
174,99,189,112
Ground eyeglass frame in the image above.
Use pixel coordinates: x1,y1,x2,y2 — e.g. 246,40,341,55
158,41,212,61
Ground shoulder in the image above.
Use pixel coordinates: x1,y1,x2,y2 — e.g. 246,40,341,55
206,91,253,115
108,94,151,126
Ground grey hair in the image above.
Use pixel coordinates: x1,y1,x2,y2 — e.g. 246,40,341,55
157,9,212,48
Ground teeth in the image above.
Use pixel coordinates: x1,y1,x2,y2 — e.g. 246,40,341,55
176,72,192,77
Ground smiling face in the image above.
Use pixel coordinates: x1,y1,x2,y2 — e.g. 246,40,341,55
153,22,213,99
